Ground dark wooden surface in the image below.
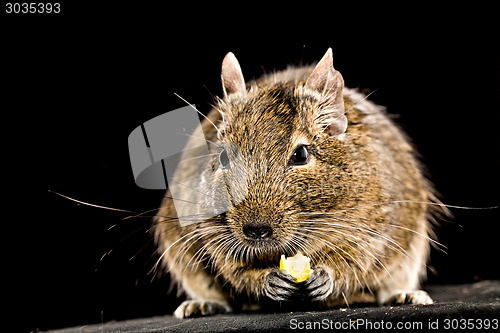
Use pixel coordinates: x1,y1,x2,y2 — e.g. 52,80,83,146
50,280,500,332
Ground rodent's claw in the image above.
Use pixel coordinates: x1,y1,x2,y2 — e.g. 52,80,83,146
302,266,334,302
383,290,433,306
264,266,334,302
173,299,232,318
264,268,301,301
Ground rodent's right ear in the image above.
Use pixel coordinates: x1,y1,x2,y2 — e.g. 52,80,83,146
221,52,247,98
305,48,347,136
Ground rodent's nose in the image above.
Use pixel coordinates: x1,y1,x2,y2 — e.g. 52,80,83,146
243,225,273,239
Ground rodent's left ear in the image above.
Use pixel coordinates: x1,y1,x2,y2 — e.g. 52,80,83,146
305,48,347,136
221,52,247,98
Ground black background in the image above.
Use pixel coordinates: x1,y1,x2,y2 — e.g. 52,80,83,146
3,2,498,332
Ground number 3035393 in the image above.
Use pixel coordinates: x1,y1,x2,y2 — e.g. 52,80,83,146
6,3,61,14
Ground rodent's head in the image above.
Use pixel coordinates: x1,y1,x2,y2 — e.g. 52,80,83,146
204,49,368,263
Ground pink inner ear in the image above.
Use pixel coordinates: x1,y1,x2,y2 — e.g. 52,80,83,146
305,48,334,92
319,70,344,107
221,52,246,97
314,73,347,136
305,49,347,136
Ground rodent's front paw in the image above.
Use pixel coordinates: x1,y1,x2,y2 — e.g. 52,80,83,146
264,268,301,301
383,290,433,306
302,266,334,301
174,299,232,318
264,266,334,302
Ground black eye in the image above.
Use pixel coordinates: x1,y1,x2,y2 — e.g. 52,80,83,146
289,145,309,166
219,149,230,169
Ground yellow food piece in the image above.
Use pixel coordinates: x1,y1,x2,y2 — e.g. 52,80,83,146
280,252,313,282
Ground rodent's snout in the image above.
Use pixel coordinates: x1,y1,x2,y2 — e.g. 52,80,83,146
242,224,273,239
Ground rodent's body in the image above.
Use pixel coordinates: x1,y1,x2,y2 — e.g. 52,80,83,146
154,49,442,318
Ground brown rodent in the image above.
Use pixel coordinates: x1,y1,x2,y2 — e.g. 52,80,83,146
154,48,446,318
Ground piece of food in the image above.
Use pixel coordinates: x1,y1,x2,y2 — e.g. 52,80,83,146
280,252,313,282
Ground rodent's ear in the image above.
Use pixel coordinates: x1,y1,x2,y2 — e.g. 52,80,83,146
305,48,347,136
221,52,247,97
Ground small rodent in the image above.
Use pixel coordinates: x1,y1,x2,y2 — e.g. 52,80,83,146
154,48,446,318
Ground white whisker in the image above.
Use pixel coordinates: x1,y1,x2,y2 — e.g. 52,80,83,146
174,92,223,139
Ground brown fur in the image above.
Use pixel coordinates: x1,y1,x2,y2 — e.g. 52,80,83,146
153,49,445,318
